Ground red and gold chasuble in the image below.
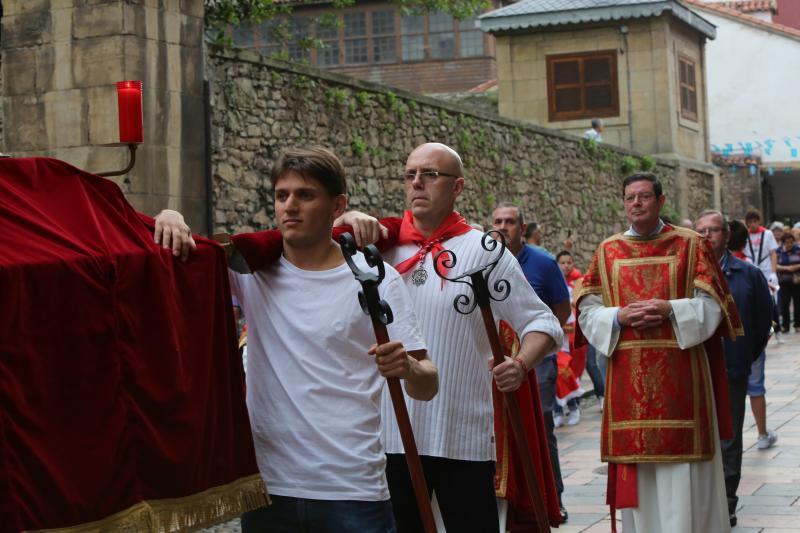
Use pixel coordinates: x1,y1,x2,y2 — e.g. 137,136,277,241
577,226,742,464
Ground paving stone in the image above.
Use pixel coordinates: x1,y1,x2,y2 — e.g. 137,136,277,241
739,504,800,516
754,484,800,497
738,495,798,507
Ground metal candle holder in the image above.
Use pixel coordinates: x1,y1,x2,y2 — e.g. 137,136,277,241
95,143,138,177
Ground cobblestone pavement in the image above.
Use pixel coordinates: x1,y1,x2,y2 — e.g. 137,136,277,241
199,331,800,532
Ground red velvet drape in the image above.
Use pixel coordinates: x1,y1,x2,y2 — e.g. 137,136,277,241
0,158,264,532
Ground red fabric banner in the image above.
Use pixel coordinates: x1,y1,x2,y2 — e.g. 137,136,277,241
0,158,266,532
494,321,562,529
231,218,403,273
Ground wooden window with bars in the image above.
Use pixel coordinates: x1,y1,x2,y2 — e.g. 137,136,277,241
678,55,698,121
546,50,619,122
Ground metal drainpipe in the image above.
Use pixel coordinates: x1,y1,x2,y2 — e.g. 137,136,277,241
203,79,213,237
621,27,634,151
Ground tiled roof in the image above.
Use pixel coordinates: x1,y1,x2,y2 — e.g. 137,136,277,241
479,0,717,38
715,0,777,13
482,0,676,16
685,0,800,40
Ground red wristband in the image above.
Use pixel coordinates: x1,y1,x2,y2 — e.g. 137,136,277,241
514,356,528,374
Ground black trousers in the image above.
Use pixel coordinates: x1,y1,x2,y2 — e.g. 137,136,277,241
385,454,499,533
721,374,749,515
779,283,800,329
535,357,564,499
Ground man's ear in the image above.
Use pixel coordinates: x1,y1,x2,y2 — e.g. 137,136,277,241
521,222,528,234
332,194,347,219
657,194,667,211
453,177,465,197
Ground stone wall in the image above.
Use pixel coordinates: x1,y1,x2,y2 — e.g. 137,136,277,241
685,166,717,220
718,162,763,220
206,49,704,268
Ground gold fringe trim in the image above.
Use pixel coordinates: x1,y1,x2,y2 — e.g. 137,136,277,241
26,474,270,533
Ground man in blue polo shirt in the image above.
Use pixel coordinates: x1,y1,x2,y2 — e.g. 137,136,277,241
695,210,773,528
492,203,571,523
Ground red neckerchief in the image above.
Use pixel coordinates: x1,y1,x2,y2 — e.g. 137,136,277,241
394,210,471,279
732,250,747,261
748,225,767,234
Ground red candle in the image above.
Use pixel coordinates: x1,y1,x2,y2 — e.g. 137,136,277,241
116,80,143,144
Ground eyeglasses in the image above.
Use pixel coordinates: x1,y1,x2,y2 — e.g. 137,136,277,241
402,170,460,183
623,192,657,204
697,227,725,236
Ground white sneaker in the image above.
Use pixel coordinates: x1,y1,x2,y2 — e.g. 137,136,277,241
598,396,604,412
757,430,778,450
554,414,564,428
567,408,581,426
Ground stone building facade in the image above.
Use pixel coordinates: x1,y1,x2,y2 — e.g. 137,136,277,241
481,1,715,162
1,1,718,266
1,0,207,226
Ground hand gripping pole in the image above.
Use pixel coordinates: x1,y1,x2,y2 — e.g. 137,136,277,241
434,231,551,532
339,233,436,533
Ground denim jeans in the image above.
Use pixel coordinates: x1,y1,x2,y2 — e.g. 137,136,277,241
554,398,579,415
241,495,397,533
586,343,606,397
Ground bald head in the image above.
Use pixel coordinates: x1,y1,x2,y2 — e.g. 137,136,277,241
408,143,464,178
404,142,466,237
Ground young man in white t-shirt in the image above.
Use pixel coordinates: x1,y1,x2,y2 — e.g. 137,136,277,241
744,209,779,282
154,147,438,532
743,209,780,451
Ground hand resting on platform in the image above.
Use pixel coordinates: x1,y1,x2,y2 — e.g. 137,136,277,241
154,209,197,261
333,211,389,248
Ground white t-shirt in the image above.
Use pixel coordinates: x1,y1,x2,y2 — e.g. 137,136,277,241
583,128,602,142
744,229,779,280
381,230,564,461
229,254,426,501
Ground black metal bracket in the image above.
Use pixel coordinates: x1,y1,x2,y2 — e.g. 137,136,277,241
433,230,511,315
339,232,394,326
96,143,138,177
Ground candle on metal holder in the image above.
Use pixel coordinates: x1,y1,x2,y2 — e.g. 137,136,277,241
116,80,143,144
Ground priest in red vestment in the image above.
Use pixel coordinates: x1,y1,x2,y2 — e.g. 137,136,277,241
575,172,742,533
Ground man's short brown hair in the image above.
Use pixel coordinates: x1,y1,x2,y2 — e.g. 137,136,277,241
744,208,762,222
270,147,347,197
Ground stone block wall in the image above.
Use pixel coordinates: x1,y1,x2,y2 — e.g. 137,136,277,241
685,166,717,220
206,49,704,268
719,166,763,220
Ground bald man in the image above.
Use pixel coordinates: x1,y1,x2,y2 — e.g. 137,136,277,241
338,143,563,532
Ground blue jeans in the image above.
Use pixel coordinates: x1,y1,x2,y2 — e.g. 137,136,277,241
554,398,579,415
585,344,606,398
241,495,397,533
747,350,767,396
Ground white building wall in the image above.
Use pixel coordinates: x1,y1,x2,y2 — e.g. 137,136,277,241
702,10,800,164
